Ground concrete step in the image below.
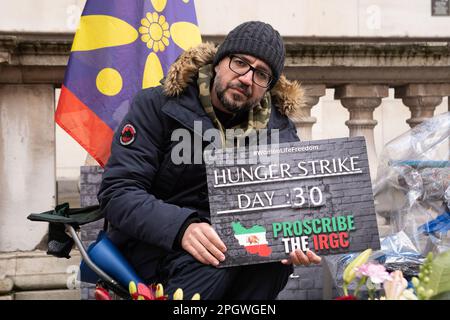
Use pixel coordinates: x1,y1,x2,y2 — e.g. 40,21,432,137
0,250,81,294
14,289,81,300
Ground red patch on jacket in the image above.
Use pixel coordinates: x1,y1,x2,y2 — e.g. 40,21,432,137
120,124,136,146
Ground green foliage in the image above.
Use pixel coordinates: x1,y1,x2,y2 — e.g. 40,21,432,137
412,253,434,299
426,250,450,299
430,291,450,300
412,251,450,300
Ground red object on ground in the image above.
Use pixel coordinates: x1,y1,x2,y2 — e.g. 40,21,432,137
335,295,357,300
95,287,112,300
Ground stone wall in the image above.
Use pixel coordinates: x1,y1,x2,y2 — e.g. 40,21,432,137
0,85,56,252
2,0,450,38
79,166,104,300
0,251,81,300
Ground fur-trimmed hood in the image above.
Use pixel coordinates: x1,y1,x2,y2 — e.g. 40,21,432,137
163,42,305,119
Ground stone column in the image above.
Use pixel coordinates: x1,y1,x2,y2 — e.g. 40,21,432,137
292,84,326,141
395,84,450,128
0,84,56,252
335,84,389,179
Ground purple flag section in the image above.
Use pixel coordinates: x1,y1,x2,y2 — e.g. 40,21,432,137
56,0,201,166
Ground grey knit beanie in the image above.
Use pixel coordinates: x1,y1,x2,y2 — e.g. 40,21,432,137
213,21,285,88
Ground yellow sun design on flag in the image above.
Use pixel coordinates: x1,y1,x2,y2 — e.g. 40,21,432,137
71,0,202,93
139,12,170,52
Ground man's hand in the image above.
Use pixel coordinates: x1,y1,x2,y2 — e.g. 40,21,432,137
181,222,227,266
281,249,322,266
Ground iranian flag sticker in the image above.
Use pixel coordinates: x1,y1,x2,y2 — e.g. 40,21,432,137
232,222,272,257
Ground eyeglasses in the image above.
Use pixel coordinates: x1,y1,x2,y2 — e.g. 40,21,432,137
228,55,273,88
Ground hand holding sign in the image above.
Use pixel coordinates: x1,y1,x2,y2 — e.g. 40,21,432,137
181,222,227,266
281,249,322,266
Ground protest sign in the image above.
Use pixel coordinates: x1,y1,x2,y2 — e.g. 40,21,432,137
205,137,380,267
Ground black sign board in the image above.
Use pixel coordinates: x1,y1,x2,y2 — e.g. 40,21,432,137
432,0,450,16
205,137,381,268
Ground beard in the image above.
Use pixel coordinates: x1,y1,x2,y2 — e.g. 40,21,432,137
213,75,262,113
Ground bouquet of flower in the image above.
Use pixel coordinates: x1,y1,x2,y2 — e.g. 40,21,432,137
128,282,201,300
95,282,201,300
338,249,450,300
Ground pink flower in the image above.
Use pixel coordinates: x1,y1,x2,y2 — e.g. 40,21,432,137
355,263,392,284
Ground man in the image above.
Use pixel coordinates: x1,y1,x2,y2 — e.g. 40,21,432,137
98,21,321,300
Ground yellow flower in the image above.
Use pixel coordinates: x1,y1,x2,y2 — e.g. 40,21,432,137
343,248,372,285
173,288,183,300
139,12,171,52
155,283,164,298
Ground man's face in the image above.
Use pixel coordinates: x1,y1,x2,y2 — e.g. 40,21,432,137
212,54,272,114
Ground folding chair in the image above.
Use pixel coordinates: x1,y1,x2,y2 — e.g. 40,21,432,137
27,203,149,300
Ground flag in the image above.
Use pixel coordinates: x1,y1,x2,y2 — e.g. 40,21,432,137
232,222,272,257
56,0,202,167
